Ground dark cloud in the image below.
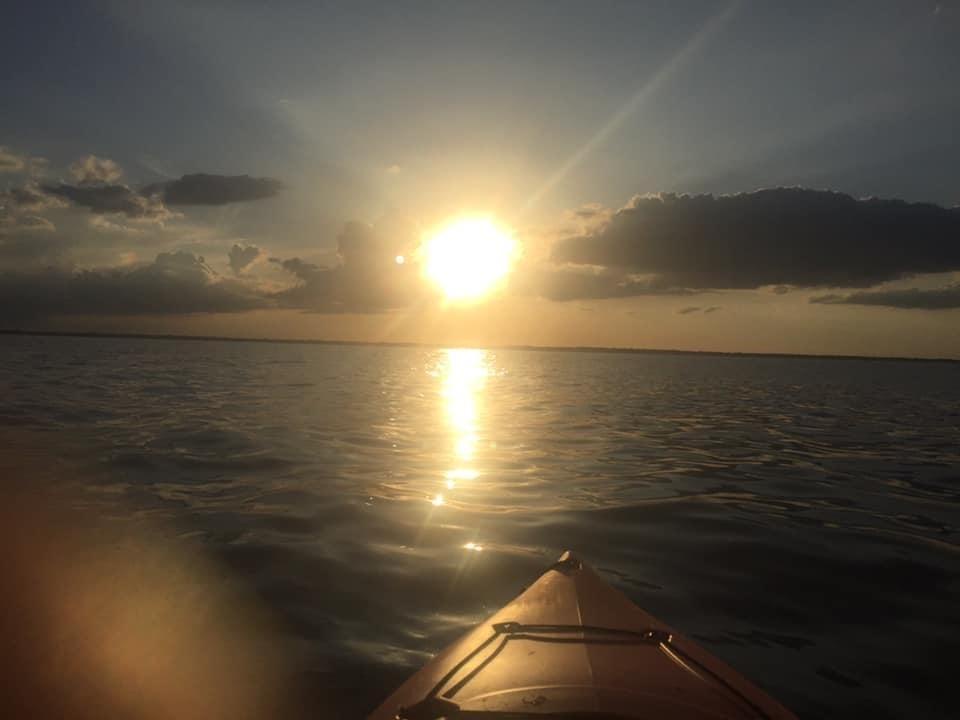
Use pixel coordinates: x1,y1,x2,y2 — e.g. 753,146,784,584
271,217,421,312
228,243,266,275
0,252,268,321
704,305,721,314
147,173,284,206
811,285,960,310
552,188,960,292
43,183,172,222
269,257,323,282
1,198,419,317
69,155,123,185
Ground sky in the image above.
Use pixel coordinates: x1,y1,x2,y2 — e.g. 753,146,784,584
2,0,959,358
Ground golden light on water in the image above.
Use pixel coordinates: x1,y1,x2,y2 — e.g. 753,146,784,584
422,217,516,301
443,348,488,471
455,435,475,461
446,469,479,481
426,348,493,555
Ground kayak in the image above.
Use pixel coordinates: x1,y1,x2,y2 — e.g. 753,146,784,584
369,551,797,719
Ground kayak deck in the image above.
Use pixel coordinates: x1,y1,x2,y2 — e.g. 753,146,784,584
369,552,797,719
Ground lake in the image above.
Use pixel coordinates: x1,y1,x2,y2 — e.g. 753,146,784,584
1,334,958,718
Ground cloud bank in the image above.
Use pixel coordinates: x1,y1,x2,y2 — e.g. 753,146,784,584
4,152,960,325
811,285,960,310
0,252,267,321
552,188,960,294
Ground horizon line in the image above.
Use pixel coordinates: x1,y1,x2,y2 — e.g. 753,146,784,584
2,328,957,364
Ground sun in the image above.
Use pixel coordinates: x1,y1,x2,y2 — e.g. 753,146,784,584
422,217,516,301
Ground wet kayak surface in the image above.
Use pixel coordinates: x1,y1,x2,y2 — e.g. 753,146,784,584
370,552,798,720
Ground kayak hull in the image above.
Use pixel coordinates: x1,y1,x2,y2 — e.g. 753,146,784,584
369,552,797,719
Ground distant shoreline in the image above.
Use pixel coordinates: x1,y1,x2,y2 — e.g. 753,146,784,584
3,327,957,364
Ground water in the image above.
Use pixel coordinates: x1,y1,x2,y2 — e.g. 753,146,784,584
1,334,958,718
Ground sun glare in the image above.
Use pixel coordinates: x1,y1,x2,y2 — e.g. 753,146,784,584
423,217,515,301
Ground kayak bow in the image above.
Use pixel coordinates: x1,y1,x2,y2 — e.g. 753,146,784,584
369,552,797,719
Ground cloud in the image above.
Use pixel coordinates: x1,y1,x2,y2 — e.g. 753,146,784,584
517,265,692,301
573,203,610,220
269,256,323,282
811,285,960,310
88,215,145,236
0,252,269,322
228,243,266,275
0,174,420,319
1,183,66,213
1,184,65,236
385,164,401,175
271,217,422,312
1,210,52,235
146,173,284,206
704,305,721,314
0,146,47,176
551,188,960,292
43,183,173,222
3,215,55,233
0,146,27,173
69,155,123,185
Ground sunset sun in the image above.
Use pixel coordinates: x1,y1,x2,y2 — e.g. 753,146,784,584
422,217,516,301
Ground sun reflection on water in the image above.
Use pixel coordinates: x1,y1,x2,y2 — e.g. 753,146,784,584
430,348,492,552
442,348,488,483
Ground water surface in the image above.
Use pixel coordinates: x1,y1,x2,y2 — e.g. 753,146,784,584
1,335,958,718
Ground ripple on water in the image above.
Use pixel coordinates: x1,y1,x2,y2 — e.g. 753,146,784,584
1,336,958,719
